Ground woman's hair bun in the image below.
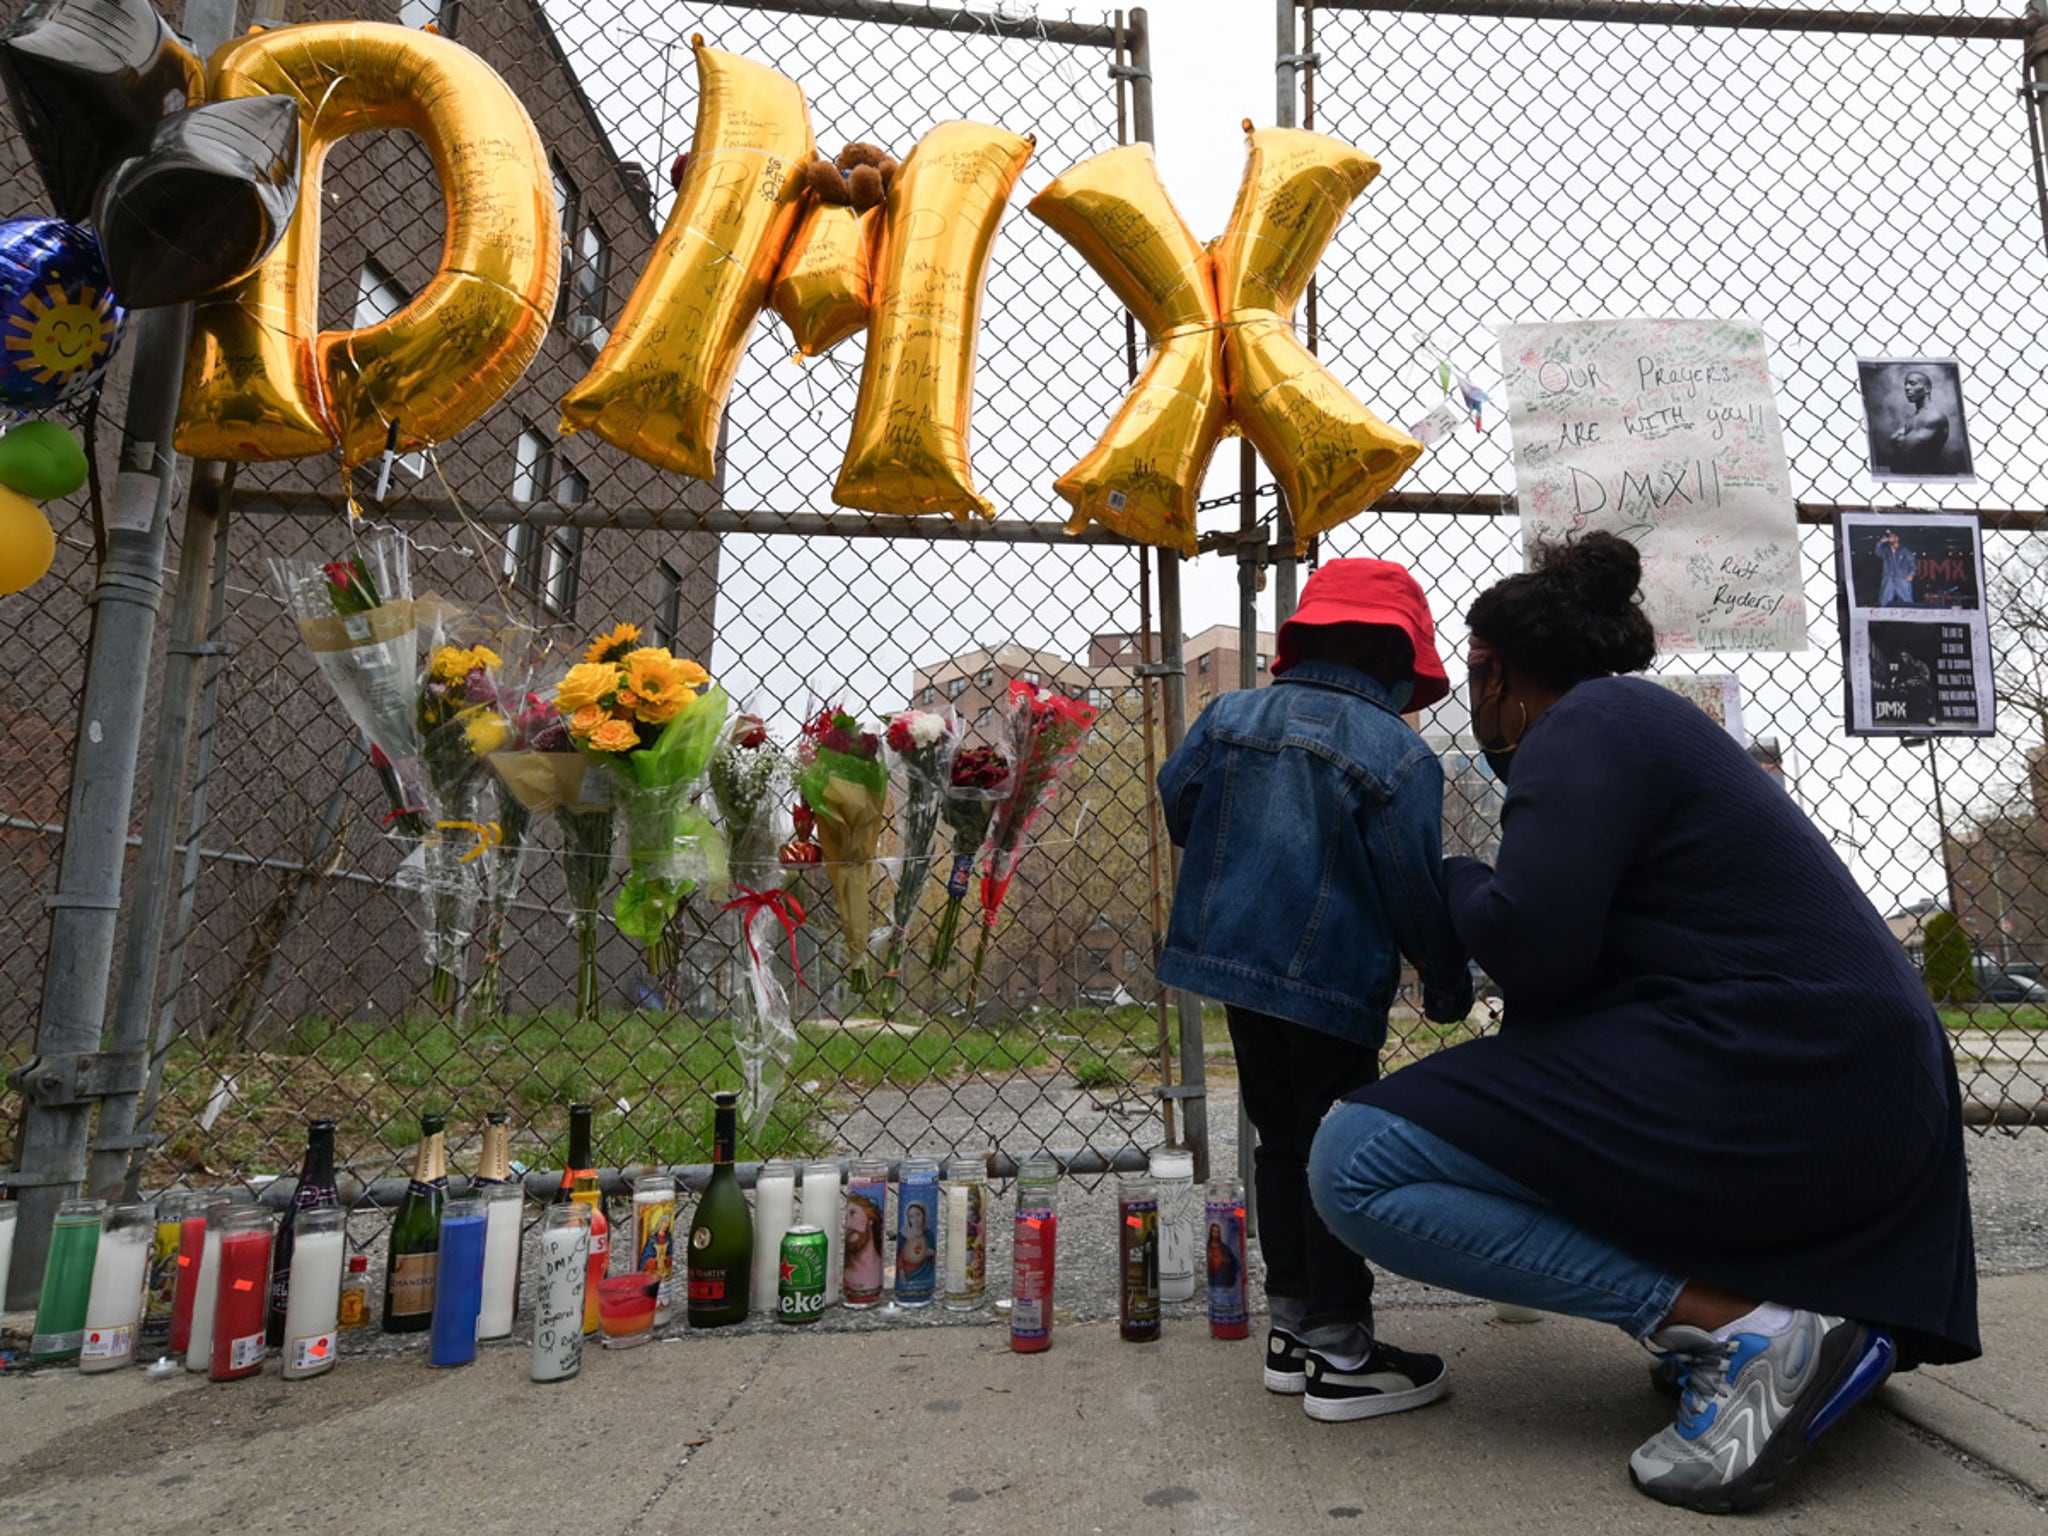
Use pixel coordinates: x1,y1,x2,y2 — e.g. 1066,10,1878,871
1534,530,1641,615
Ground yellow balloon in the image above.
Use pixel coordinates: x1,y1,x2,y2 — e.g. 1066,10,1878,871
0,486,57,595
177,22,559,466
559,43,812,478
1030,145,1223,553
1224,314,1421,549
771,201,875,358
833,121,1033,520
1210,125,1379,321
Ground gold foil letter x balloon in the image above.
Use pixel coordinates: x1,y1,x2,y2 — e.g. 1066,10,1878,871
1032,126,1421,554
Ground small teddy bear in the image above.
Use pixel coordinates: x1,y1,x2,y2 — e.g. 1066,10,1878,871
798,141,901,211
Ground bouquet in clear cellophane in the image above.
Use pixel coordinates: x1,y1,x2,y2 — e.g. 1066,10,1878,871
709,710,804,1129
974,681,1098,985
492,629,630,1021
927,743,1014,972
556,632,728,979
880,707,960,1006
796,704,889,997
268,533,427,823
402,603,532,1015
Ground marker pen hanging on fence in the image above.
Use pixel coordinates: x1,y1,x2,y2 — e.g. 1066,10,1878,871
372,418,401,502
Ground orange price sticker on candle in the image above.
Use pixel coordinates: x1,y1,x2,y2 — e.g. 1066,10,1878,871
233,1278,256,1292
177,1254,194,1269
1023,1217,1045,1229
1125,1215,1145,1228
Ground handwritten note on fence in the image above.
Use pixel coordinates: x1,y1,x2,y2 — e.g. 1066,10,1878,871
1498,319,1807,653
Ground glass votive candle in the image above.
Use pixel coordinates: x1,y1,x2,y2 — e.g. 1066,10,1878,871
79,1203,154,1372
428,1197,488,1368
596,1273,658,1348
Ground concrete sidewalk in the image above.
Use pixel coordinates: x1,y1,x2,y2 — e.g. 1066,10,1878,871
2,1276,2042,1535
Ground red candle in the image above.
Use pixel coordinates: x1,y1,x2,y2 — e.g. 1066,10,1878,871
210,1211,274,1381
169,1213,207,1354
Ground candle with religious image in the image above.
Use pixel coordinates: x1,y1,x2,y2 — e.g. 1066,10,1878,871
894,1158,939,1307
632,1174,677,1326
1149,1150,1197,1304
941,1152,988,1311
841,1159,888,1309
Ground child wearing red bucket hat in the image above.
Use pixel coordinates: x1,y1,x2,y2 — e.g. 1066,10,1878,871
1157,558,1472,1423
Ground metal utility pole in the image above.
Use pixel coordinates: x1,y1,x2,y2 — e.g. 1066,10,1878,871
4,0,237,1309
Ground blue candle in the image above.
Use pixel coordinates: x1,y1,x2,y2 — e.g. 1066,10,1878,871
428,1199,488,1367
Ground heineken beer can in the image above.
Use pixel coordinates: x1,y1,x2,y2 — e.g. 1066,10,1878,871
778,1225,828,1325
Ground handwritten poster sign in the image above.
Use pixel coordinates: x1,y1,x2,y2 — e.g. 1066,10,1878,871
1498,319,1807,653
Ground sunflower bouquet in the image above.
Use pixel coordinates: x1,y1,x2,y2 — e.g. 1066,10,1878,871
795,704,889,996
556,628,728,978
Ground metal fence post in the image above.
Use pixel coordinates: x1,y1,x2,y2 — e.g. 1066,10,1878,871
2026,0,2048,261
90,463,231,1198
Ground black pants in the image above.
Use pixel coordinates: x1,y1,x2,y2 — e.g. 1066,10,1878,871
1227,1004,1380,1334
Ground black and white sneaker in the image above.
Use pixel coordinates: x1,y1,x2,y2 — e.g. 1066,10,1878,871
1265,1328,1311,1395
1303,1342,1450,1422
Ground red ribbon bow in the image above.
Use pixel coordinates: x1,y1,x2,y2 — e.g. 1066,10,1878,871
720,886,808,983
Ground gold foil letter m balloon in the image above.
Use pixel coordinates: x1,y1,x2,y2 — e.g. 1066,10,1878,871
176,22,559,465
833,122,1033,520
559,42,811,479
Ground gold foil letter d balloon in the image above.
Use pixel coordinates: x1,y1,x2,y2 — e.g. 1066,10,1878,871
559,43,812,479
833,122,1033,520
176,22,559,465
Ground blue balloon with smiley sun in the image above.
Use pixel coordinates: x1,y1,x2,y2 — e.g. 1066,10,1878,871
0,217,125,410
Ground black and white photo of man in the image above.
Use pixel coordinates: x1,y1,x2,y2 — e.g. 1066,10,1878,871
1859,358,1976,482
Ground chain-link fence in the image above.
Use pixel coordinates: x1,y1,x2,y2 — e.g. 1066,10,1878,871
0,0,1202,1220
1295,0,2048,1119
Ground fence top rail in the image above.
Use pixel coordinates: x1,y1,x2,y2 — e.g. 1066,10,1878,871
234,489,1141,546
1298,0,2034,39
1366,491,2048,529
721,0,1126,48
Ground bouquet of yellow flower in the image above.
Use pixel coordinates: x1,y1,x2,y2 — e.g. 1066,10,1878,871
556,628,728,977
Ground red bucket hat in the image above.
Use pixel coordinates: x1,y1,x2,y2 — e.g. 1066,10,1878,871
1273,558,1450,711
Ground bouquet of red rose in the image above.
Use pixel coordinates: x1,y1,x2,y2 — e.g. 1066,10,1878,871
973,681,1097,980
796,704,889,995
268,534,426,821
926,743,1013,970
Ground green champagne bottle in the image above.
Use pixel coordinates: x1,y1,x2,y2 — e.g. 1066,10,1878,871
685,1093,752,1327
383,1113,447,1333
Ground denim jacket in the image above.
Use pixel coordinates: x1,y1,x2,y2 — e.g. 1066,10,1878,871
1156,660,1473,1044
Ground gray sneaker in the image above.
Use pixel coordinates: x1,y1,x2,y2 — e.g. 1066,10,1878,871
1629,1311,1876,1514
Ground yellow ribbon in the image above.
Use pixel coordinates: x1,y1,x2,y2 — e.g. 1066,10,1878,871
434,819,502,863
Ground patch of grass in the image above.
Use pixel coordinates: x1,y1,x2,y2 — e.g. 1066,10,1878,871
1067,1047,1128,1090
1939,1006,2048,1032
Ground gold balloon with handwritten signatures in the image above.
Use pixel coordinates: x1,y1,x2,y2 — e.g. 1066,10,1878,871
1028,145,1224,556
771,202,877,358
1033,125,1421,554
833,121,1033,520
176,21,559,466
558,42,811,479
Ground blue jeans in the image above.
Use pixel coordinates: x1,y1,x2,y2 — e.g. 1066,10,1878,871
1308,1102,1685,1339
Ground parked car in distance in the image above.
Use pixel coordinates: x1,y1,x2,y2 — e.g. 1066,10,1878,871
1979,972,2048,1005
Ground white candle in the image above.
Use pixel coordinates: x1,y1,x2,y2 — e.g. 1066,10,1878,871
78,1210,153,1373
0,1203,15,1325
282,1224,346,1380
479,1189,523,1339
750,1163,797,1316
184,1217,226,1373
943,1186,971,1297
531,1209,589,1384
801,1163,842,1306
1151,1150,1198,1303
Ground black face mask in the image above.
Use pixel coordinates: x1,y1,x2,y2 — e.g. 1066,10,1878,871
1469,663,1518,784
